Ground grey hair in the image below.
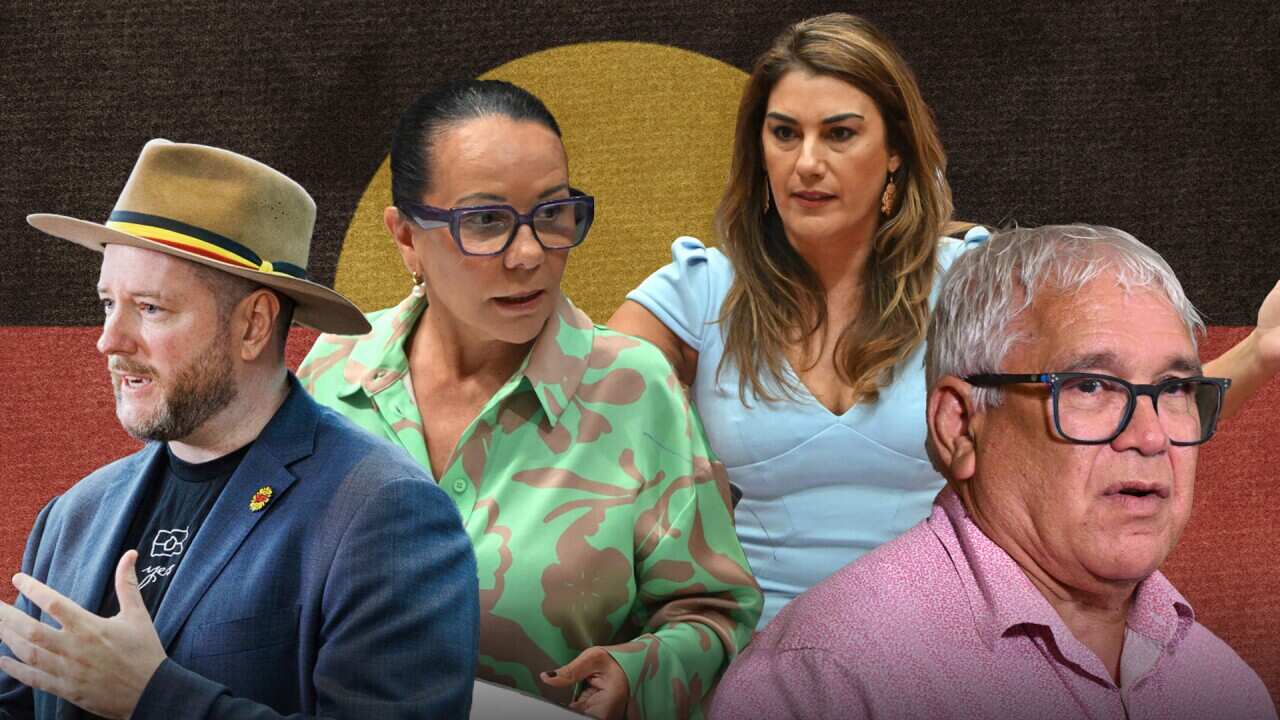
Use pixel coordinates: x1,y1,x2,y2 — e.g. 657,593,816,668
926,224,1205,409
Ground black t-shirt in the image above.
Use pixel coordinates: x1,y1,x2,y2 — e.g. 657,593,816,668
97,442,251,618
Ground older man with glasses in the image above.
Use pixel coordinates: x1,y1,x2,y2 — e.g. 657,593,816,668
711,224,1276,720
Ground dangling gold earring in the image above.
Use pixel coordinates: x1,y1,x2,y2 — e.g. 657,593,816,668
880,173,896,217
410,271,426,298
763,178,773,214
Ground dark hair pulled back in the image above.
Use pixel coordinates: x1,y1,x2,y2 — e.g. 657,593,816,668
390,79,563,210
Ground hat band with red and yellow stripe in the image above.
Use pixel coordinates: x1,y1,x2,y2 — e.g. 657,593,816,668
105,210,307,279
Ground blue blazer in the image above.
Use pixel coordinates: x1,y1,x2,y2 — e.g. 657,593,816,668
0,377,479,719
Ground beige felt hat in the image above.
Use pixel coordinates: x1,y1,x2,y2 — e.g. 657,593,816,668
28,139,371,335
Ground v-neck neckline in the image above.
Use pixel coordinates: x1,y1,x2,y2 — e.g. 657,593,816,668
780,355,868,421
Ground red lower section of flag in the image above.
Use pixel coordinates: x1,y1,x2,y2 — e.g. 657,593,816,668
1,324,1276,691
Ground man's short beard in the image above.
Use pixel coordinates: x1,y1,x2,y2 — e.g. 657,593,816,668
116,333,238,443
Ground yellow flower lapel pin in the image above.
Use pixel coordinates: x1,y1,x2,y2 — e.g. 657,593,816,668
249,486,274,512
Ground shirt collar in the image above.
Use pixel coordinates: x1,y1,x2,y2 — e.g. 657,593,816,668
332,291,425,400
333,289,594,427
933,488,1194,652
523,291,594,426
1125,566,1195,647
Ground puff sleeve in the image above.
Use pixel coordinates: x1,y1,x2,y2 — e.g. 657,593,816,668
626,237,732,353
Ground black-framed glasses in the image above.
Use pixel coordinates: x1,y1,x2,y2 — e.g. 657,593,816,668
398,189,595,257
963,372,1232,446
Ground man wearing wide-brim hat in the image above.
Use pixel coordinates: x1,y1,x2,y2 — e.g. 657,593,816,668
0,140,479,719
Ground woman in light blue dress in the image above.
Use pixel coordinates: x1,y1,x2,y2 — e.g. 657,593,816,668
610,12,1280,626
610,13,978,625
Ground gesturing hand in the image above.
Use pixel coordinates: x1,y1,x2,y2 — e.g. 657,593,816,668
0,550,167,719
541,646,629,719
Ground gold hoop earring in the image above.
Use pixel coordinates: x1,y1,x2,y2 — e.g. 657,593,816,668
410,271,426,298
880,174,896,217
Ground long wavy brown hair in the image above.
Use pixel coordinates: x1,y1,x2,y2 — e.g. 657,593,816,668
716,12,958,405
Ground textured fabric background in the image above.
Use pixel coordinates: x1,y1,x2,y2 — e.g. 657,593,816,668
2,0,1278,705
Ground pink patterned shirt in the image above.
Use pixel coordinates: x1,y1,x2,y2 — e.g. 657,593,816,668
712,488,1275,720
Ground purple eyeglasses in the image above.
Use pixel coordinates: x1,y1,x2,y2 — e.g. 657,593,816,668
398,189,595,257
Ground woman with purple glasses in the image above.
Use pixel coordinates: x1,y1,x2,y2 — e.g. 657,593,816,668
300,79,761,720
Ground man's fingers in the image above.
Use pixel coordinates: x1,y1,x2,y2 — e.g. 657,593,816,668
113,550,147,616
12,574,86,632
0,655,60,696
0,623,57,671
0,602,66,659
0,601,28,625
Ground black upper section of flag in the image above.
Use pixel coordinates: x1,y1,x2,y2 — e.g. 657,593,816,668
4,2,1278,326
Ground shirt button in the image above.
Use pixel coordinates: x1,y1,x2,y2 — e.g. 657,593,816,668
452,479,467,493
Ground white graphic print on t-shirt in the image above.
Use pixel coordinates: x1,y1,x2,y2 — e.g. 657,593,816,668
138,527,189,592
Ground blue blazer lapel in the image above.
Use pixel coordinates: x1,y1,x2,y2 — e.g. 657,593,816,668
151,378,318,649
67,445,162,616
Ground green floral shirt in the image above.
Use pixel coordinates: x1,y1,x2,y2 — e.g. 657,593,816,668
298,291,762,718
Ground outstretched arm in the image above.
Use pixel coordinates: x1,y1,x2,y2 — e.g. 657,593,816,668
1205,278,1280,421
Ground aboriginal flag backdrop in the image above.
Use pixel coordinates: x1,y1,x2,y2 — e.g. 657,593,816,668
3,0,1279,703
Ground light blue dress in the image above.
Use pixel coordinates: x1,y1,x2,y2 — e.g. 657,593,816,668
627,229,987,625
